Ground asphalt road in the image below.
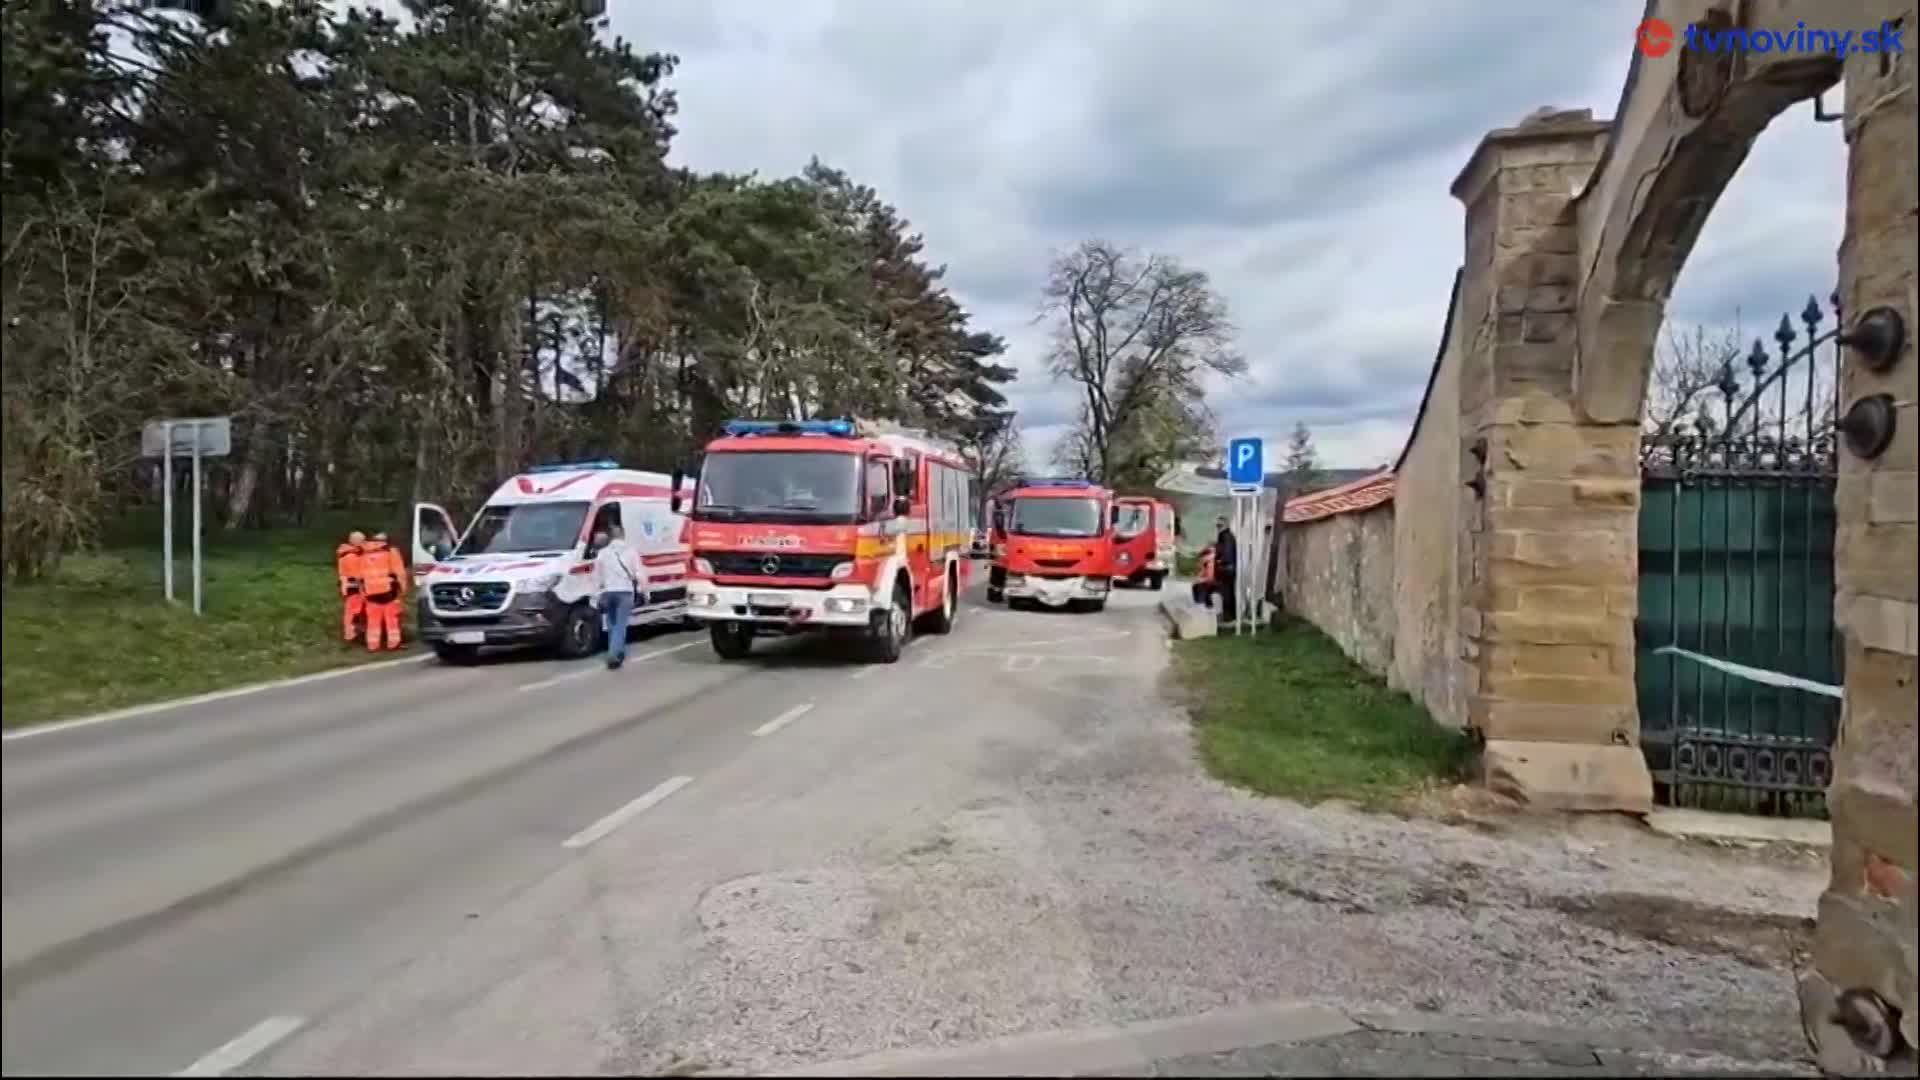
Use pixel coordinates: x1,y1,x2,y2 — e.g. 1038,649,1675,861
1,578,1167,1076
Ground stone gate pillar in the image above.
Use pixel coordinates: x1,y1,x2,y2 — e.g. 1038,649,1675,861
1801,8,1919,1070
1450,109,1655,811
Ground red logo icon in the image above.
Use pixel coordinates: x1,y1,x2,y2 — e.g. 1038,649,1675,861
1636,17,1676,57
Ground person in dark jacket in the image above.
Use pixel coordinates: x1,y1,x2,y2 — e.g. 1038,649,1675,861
1213,516,1238,623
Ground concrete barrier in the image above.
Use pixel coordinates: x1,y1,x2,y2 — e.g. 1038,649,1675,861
1158,591,1216,640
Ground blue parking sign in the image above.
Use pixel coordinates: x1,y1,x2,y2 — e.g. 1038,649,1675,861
1227,437,1264,490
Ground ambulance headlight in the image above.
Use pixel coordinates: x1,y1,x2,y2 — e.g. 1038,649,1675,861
824,596,867,614
830,561,855,580
693,557,714,575
525,573,562,594
691,591,721,608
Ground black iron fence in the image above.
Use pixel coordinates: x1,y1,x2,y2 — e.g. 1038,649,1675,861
1635,294,1842,817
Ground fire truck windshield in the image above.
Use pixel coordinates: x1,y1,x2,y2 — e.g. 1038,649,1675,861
696,450,861,523
1009,497,1104,538
1114,504,1150,536
455,501,589,555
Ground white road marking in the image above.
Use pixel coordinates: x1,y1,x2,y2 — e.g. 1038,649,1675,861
174,1016,305,1076
988,629,1131,651
1003,654,1040,672
562,775,694,849
849,664,883,680
4,656,434,743
517,640,701,692
752,702,815,737
916,651,955,669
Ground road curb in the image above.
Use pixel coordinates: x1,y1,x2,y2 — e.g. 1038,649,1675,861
756,999,1355,1077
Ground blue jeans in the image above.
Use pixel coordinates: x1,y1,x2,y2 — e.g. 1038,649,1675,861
601,590,635,663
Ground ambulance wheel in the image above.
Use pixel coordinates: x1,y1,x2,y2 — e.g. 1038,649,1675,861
1149,572,1166,591
710,621,753,660
557,602,602,659
921,567,957,635
868,580,911,663
433,642,480,665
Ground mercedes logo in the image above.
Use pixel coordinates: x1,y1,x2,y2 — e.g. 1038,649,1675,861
458,586,476,604
760,555,781,575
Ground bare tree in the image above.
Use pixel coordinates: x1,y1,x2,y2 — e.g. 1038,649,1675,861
955,410,1023,520
1038,240,1243,484
1644,323,1742,442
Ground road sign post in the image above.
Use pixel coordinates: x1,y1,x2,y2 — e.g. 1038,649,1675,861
141,417,232,615
1225,437,1265,635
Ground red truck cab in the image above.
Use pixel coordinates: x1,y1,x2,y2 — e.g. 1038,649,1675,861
1111,496,1176,590
985,478,1115,612
678,418,975,663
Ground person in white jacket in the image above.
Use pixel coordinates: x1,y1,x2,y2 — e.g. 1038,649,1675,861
590,525,642,669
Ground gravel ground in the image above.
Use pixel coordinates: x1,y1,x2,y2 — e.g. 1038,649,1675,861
629,627,1826,1074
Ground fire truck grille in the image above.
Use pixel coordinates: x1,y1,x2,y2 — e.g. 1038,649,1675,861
707,552,842,578
431,581,511,612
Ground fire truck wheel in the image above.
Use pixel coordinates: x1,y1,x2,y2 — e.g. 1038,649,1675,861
556,602,602,659
986,585,1005,604
921,566,957,635
868,580,911,663
1148,572,1166,591
710,621,753,660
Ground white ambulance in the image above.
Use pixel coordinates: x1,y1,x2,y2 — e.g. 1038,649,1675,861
410,460,695,663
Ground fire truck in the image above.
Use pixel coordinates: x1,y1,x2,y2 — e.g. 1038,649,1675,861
677,418,977,662
984,478,1117,612
1111,496,1176,590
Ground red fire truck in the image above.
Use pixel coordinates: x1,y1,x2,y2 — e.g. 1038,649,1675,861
984,478,1116,612
1110,496,1176,590
676,418,976,662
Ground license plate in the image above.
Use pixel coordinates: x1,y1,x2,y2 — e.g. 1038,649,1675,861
748,593,790,607
449,630,485,645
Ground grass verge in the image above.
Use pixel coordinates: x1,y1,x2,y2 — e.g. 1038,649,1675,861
1171,614,1473,809
2,511,415,730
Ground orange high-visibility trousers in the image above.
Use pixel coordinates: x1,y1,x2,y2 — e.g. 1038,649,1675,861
342,592,366,641
365,599,403,651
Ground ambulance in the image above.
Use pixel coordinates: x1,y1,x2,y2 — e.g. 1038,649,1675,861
985,478,1117,611
680,418,977,663
409,460,695,663
1110,496,1176,590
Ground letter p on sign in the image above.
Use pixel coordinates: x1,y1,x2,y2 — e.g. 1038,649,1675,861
1227,437,1264,490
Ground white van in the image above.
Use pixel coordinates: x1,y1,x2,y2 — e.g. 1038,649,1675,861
411,460,695,663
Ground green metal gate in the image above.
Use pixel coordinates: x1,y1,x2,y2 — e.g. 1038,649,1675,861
1636,296,1842,817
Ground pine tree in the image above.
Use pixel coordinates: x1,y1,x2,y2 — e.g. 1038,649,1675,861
1283,422,1321,496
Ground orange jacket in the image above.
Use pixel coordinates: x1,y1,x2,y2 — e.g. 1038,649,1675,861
336,542,363,595
356,541,408,600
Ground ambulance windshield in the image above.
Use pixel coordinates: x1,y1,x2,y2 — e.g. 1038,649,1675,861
455,501,590,555
696,451,861,523
1009,497,1103,538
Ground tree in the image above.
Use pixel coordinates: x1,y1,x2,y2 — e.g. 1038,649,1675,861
1644,323,1742,442
0,0,1014,577
1038,240,1243,485
954,410,1022,522
1282,422,1321,496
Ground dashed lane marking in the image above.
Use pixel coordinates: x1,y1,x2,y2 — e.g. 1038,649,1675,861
561,775,694,849
752,702,815,737
174,1016,305,1076
516,640,702,692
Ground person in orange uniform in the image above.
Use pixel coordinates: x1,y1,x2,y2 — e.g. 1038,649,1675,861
1191,544,1217,609
357,532,409,651
337,530,367,643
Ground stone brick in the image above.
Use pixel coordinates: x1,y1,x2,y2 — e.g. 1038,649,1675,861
1835,521,1919,602
1493,423,1638,477
1837,592,1919,656
1481,609,1633,650
1488,529,1633,570
1481,672,1636,707
1482,642,1615,679
1832,639,1920,794
1864,852,1912,900
1570,477,1638,507
1497,224,1579,255
1811,891,1918,1020
1489,506,1639,537
1575,299,1664,425
1504,192,1574,230
1869,470,1918,525
1520,311,1574,344
1485,582,1610,615
1484,551,1634,588
1843,90,1920,245
1479,739,1651,810
1829,775,1920,883
1488,396,1578,426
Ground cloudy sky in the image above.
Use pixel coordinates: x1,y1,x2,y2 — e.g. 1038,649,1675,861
613,0,1848,470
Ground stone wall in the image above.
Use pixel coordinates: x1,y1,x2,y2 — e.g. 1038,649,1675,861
1390,271,1466,727
1280,504,1396,676
1800,5,1919,1068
